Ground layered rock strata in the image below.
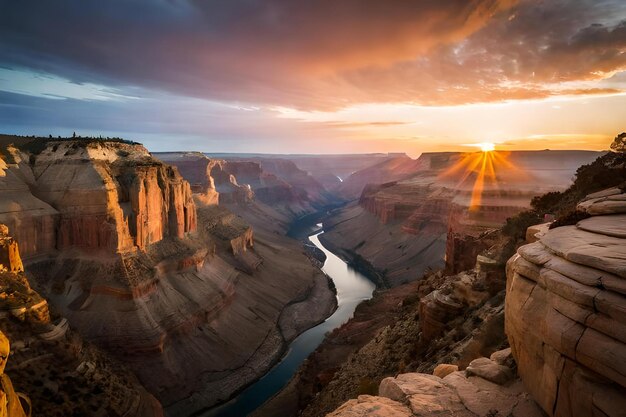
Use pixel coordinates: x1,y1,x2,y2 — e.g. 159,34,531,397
0,138,336,414
1,141,196,256
506,187,626,417
0,221,162,417
158,153,329,216
323,150,602,286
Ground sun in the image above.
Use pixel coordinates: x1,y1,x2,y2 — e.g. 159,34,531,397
478,142,495,152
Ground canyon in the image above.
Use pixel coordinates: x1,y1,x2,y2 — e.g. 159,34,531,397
0,136,340,415
286,183,626,417
0,133,623,417
321,150,603,287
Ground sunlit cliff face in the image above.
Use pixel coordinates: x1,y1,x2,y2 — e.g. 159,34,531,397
440,145,529,210
0,0,625,152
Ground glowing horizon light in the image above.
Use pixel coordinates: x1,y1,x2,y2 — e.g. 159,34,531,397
439,149,528,211
478,142,495,152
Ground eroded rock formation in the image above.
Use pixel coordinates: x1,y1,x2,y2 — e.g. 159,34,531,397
0,138,336,415
506,187,626,416
0,225,49,325
1,141,196,256
0,330,29,417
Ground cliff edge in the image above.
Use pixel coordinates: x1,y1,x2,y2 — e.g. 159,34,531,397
506,186,626,416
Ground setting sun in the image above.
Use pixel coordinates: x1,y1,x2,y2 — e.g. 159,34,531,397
479,142,496,152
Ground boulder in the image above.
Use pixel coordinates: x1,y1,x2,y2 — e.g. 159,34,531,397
465,357,513,385
329,370,543,417
433,364,458,379
490,347,512,365
326,395,412,417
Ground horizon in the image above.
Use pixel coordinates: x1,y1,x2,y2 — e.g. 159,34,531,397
1,1,625,154
0,132,612,159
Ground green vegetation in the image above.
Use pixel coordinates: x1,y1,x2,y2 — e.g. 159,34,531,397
503,133,626,238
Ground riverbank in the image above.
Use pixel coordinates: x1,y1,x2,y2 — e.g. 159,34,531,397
253,279,421,417
199,209,374,417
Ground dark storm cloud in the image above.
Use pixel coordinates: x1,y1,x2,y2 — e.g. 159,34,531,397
0,0,624,109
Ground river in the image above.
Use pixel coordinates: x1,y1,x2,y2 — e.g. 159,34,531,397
202,224,375,417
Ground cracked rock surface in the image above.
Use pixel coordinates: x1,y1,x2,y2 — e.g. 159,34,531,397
505,187,626,417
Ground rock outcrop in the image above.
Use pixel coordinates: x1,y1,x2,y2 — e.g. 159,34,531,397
506,187,626,417
0,225,49,325
1,141,196,256
0,330,29,417
327,353,543,417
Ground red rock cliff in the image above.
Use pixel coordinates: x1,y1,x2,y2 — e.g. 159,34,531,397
4,141,196,255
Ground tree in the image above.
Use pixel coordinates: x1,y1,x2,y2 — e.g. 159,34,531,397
611,132,626,153
72,131,76,138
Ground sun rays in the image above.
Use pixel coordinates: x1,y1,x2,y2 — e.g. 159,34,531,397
440,147,527,210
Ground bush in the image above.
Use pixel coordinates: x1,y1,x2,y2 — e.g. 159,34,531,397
549,210,591,229
357,377,378,396
502,211,542,240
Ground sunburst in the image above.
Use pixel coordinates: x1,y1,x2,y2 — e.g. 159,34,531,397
440,145,526,210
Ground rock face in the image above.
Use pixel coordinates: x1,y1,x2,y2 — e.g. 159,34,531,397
33,141,196,253
0,146,57,258
0,225,49,324
0,138,337,415
327,356,543,417
1,141,196,256
506,187,626,417
160,152,341,223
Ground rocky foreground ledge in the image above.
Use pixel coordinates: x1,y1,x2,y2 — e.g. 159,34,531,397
323,186,626,417
327,348,543,417
506,187,626,417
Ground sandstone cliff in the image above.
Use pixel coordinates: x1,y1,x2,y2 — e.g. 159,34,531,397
0,137,336,415
0,222,163,417
506,186,626,416
1,140,196,257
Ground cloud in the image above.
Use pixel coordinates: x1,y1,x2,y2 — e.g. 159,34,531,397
0,0,624,111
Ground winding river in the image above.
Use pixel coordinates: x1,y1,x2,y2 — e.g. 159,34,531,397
203,224,375,417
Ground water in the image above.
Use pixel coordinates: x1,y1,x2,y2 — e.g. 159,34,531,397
202,225,375,417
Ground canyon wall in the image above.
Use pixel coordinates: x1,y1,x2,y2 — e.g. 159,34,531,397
0,223,163,417
1,141,196,257
506,186,626,416
0,137,336,415
322,150,602,286
159,152,339,222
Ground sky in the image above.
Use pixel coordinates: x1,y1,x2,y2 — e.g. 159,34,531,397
0,0,625,156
